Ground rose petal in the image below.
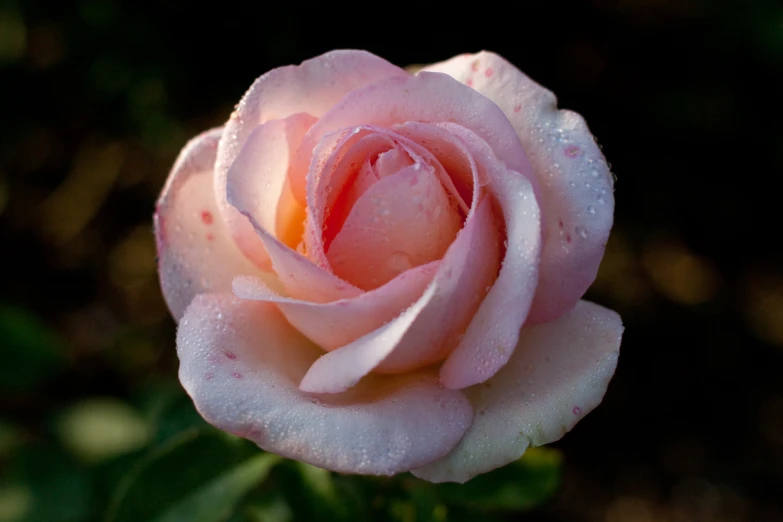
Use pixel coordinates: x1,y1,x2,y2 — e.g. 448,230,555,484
240,214,362,303
303,126,467,272
412,300,623,483
215,50,406,210
375,148,414,177
177,293,473,475
294,71,533,204
437,123,541,389
307,130,397,263
232,261,437,350
300,197,500,394
327,164,463,290
424,51,615,322
214,50,404,268
154,127,265,321
224,113,316,265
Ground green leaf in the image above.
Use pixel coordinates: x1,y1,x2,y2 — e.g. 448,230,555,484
433,447,563,512
243,490,293,522
0,305,64,392
106,430,280,522
153,453,280,522
135,382,209,446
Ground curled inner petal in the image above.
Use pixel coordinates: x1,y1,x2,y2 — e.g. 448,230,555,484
222,113,316,268
302,125,468,273
327,163,462,290
299,197,501,394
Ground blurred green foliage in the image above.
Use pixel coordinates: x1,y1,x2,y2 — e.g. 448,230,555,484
0,306,64,392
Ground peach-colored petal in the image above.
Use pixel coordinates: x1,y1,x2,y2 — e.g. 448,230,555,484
154,128,265,321
224,113,316,265
437,123,542,389
424,52,615,322
241,213,362,303
413,300,622,483
300,198,500,394
327,164,462,290
214,50,404,268
233,261,437,350
177,293,473,475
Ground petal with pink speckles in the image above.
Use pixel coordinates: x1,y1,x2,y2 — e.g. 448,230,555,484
412,300,623,483
177,293,473,475
424,51,615,322
154,127,266,321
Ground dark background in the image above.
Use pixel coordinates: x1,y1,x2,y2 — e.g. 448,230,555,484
0,0,781,520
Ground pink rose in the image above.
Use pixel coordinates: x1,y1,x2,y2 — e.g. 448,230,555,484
155,50,623,482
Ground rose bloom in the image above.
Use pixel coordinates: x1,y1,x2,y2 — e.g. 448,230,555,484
155,50,623,483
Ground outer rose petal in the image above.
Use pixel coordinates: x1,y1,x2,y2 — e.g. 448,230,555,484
215,50,406,266
424,52,615,322
412,300,623,483
232,261,437,350
177,293,473,475
154,128,264,321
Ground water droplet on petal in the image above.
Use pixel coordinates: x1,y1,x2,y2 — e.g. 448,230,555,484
387,251,413,272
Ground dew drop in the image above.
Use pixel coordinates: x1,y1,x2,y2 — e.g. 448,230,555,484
587,205,595,214
387,251,413,272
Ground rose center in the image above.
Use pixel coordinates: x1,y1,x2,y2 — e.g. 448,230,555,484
322,142,463,290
